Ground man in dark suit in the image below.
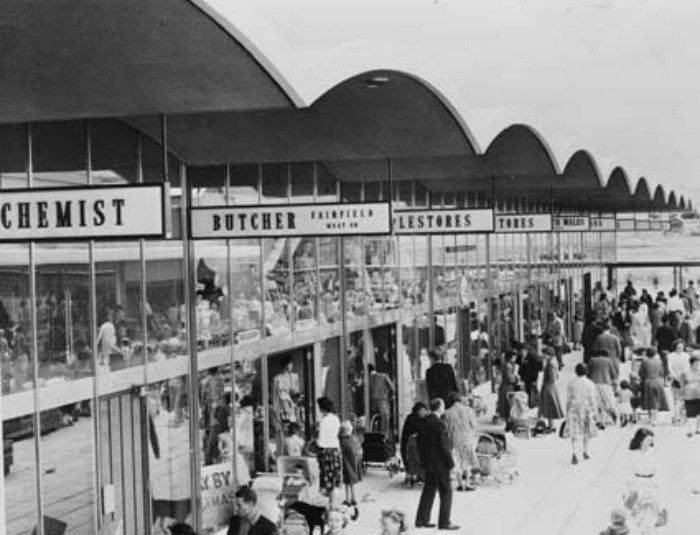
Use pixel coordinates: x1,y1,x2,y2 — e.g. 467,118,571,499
426,351,459,403
414,398,459,531
228,486,277,535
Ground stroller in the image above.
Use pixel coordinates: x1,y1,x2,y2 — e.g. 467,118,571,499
474,431,519,486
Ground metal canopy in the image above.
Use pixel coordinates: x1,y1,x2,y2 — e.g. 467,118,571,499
0,0,292,124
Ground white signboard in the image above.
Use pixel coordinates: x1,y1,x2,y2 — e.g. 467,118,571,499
552,215,590,232
590,217,616,231
190,202,391,238
393,208,494,234
616,219,635,231
0,185,165,241
494,213,552,233
200,462,236,529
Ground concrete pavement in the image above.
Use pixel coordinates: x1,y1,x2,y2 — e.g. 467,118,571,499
348,351,700,534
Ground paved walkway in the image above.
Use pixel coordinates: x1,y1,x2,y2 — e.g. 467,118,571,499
349,351,700,534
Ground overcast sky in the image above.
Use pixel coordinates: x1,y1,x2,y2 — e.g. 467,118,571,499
211,0,700,204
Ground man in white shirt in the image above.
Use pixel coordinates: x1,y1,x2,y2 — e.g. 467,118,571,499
667,289,686,315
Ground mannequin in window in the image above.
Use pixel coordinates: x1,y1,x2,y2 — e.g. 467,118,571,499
273,354,302,424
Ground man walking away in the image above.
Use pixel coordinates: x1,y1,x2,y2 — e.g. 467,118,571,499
426,351,459,403
415,398,459,531
368,363,396,437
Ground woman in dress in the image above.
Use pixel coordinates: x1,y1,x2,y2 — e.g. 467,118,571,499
631,302,652,349
316,396,342,496
444,392,479,491
682,354,700,437
639,347,669,425
566,362,598,464
273,354,301,424
540,347,565,432
623,428,668,534
497,351,518,421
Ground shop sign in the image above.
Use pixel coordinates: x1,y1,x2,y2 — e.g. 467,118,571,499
616,218,635,231
189,202,391,239
494,213,552,233
200,462,236,528
0,184,165,241
590,217,616,231
392,208,494,234
552,215,589,232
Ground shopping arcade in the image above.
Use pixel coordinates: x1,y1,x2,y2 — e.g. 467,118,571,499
0,1,690,534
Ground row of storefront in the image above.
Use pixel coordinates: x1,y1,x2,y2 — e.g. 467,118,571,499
0,2,687,534
0,119,620,534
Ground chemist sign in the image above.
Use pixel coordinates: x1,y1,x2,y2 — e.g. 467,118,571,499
200,462,236,529
0,184,166,242
190,202,391,239
494,213,552,233
552,215,590,232
393,208,494,234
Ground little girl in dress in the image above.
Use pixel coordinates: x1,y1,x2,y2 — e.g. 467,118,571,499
617,381,635,427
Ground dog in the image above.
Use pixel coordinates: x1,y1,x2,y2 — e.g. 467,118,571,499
287,500,326,535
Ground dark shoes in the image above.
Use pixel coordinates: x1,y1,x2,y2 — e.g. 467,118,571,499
415,522,436,528
583,452,590,460
571,454,579,465
439,524,460,531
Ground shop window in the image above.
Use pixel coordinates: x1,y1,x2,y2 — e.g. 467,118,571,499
343,237,368,324
341,182,362,203
290,161,314,202
316,162,338,202
194,241,231,354
262,238,293,337
189,166,227,207
93,242,144,390
291,238,318,329
32,120,87,188
1,244,39,533
0,123,28,189
261,163,288,205
90,119,138,185
318,237,341,325
231,240,263,344
230,164,259,205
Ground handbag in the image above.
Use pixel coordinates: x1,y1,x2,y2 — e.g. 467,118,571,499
559,420,570,439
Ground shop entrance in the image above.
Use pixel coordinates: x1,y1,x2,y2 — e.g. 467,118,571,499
97,389,149,535
368,324,399,441
266,345,316,465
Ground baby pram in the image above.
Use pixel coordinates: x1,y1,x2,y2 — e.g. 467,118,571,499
508,390,534,439
474,431,519,486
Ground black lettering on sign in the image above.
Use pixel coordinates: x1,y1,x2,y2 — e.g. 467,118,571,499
112,198,126,225
212,215,221,231
1,203,11,229
37,201,49,228
78,200,87,227
18,202,30,229
56,201,71,227
93,200,105,226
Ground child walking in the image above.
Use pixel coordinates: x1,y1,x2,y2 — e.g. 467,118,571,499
339,420,362,520
617,380,634,427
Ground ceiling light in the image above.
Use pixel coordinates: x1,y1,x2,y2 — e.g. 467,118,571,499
365,75,390,88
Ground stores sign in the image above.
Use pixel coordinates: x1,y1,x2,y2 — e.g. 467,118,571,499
552,215,590,232
590,217,616,231
494,213,552,233
190,202,391,239
0,185,165,241
393,208,494,234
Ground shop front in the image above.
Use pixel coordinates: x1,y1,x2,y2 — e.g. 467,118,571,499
0,120,617,535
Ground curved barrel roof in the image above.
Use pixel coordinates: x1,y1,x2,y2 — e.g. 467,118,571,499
0,0,689,213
